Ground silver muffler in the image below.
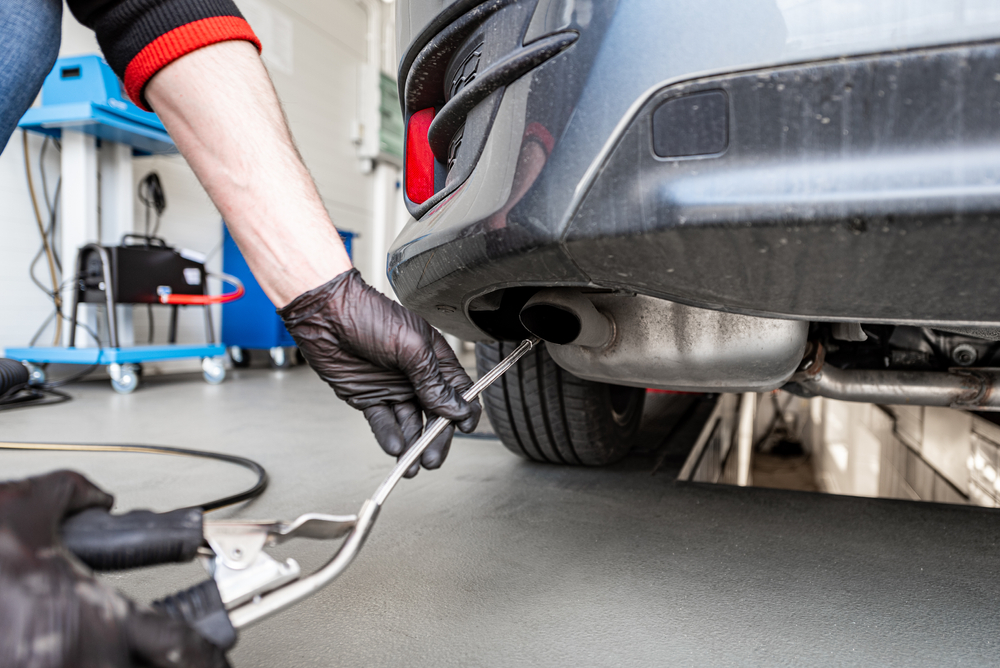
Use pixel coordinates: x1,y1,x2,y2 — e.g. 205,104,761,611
518,289,809,393
516,289,1000,408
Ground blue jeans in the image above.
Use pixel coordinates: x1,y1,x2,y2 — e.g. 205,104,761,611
0,0,62,151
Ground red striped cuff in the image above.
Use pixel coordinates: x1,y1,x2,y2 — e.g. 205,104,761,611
124,16,262,110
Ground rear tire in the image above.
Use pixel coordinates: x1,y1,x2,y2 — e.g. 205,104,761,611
475,341,645,466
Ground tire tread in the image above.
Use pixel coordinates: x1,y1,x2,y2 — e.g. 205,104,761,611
475,341,643,466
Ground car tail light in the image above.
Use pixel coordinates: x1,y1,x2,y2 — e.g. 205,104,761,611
405,108,436,204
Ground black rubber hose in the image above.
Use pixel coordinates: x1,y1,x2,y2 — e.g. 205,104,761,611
0,359,29,397
62,507,204,571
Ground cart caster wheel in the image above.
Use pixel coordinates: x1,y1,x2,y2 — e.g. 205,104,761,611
25,363,46,386
109,363,139,394
229,346,250,368
202,357,226,385
269,347,290,369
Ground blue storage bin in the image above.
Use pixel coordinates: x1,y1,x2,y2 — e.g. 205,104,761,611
222,224,355,352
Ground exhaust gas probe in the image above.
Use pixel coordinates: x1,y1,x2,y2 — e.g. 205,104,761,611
9,337,539,651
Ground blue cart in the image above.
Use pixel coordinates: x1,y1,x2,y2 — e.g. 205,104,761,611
3,243,227,394
8,58,225,393
2,344,226,394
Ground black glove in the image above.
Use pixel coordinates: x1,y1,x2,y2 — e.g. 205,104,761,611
0,470,229,668
278,269,481,477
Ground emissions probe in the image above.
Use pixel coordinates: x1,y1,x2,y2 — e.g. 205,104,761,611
48,337,540,650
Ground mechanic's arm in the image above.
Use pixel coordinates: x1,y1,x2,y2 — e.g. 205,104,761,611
67,0,479,473
145,41,350,305
144,42,479,474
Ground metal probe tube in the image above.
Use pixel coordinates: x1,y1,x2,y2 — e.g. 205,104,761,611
229,337,541,629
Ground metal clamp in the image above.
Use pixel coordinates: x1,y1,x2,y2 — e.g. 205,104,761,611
200,514,357,608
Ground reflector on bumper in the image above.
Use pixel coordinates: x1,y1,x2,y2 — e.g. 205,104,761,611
405,108,436,204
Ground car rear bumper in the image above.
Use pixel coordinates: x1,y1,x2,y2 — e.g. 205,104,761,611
390,0,1000,341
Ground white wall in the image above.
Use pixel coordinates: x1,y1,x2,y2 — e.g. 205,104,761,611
239,0,376,268
812,399,884,498
0,0,403,355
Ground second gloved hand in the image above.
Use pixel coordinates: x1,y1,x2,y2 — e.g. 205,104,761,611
0,470,229,668
278,269,481,476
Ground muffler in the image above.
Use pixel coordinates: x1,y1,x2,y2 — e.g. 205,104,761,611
518,289,809,393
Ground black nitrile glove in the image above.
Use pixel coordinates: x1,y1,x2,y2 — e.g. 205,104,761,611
278,269,481,477
0,470,230,668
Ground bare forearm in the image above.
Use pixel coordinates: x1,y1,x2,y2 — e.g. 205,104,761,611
145,41,352,307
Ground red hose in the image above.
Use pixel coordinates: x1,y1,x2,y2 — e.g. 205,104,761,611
159,273,245,305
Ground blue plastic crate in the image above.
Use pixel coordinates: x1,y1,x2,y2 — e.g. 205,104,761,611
221,225,355,350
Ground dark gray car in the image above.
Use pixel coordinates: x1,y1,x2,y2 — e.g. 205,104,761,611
390,0,1000,465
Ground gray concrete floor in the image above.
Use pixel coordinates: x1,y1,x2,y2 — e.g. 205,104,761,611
4,367,1000,666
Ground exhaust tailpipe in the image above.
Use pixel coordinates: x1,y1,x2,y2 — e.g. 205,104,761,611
519,289,614,348
517,289,808,392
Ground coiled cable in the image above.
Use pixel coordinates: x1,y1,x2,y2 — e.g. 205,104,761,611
0,441,268,513
0,358,29,396
0,362,268,511
0,357,99,411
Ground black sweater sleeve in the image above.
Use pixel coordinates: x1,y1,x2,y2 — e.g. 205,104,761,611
66,0,260,109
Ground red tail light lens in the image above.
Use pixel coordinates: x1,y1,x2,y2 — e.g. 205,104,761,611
405,108,436,204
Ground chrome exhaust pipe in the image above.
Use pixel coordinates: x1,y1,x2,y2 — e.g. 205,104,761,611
793,343,1000,410
517,289,808,393
519,289,614,349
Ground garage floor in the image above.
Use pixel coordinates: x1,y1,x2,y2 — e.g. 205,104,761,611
4,367,1000,666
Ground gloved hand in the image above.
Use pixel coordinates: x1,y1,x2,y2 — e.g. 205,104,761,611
278,269,481,477
0,470,229,668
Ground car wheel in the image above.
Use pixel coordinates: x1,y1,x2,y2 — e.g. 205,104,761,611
475,341,645,466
